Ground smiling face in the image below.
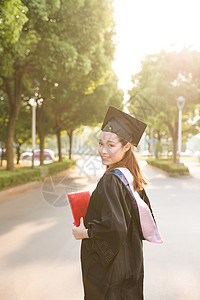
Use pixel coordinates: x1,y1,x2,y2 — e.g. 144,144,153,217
98,131,131,166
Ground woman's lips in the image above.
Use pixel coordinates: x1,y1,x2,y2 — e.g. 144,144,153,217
101,156,110,160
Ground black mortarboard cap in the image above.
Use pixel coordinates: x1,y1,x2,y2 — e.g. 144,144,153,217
101,106,147,147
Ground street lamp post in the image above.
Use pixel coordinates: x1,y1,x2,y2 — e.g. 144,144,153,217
29,97,37,168
176,96,186,167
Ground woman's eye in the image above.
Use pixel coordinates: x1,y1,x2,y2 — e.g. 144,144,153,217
99,142,103,146
108,144,114,148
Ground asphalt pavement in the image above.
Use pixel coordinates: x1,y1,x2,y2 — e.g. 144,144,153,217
0,158,199,300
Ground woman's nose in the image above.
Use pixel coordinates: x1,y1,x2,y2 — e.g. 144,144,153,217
101,145,108,154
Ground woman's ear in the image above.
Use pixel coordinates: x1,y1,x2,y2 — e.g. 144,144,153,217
124,143,131,152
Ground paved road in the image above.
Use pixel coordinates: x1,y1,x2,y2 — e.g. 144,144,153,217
0,158,200,300
142,164,200,300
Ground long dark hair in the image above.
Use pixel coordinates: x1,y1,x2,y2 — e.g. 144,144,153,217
106,136,147,190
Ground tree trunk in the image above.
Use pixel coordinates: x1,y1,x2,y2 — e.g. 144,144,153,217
155,147,159,159
155,131,162,159
6,109,17,171
37,105,52,166
56,129,62,161
16,142,21,164
5,68,23,171
166,121,178,163
37,106,45,166
68,130,73,160
0,147,3,166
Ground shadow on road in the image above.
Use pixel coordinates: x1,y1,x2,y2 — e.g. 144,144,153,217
0,160,200,300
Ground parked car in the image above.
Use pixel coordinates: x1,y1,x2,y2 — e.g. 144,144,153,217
21,151,32,160
21,149,54,160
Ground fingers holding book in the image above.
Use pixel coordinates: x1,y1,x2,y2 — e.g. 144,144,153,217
72,217,89,240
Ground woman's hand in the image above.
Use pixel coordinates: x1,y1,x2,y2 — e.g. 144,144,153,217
72,217,89,240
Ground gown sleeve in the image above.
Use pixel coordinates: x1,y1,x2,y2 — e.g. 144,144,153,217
86,173,131,266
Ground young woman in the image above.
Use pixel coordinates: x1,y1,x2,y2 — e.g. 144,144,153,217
72,106,162,300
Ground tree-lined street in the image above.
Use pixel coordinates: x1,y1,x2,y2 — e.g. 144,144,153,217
0,161,199,300
0,1,200,299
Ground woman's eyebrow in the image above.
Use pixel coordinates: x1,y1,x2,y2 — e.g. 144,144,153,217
99,139,116,143
107,140,116,143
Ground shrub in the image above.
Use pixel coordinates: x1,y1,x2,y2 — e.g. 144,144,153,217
146,158,190,176
0,159,75,191
40,159,76,176
0,168,41,190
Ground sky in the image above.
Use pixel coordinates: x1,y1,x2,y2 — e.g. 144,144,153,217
112,0,200,97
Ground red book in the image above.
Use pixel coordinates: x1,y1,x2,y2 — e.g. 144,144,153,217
68,191,90,227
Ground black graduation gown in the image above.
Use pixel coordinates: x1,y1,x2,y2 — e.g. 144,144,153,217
81,172,147,300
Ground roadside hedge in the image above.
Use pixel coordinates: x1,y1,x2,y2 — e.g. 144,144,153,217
146,158,190,176
0,159,75,191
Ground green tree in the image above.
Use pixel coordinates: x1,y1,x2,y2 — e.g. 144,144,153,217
66,73,123,159
0,0,29,170
0,0,116,170
36,0,117,161
128,48,200,162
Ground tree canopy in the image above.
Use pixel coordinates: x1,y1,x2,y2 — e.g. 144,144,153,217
0,0,122,170
128,48,200,161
